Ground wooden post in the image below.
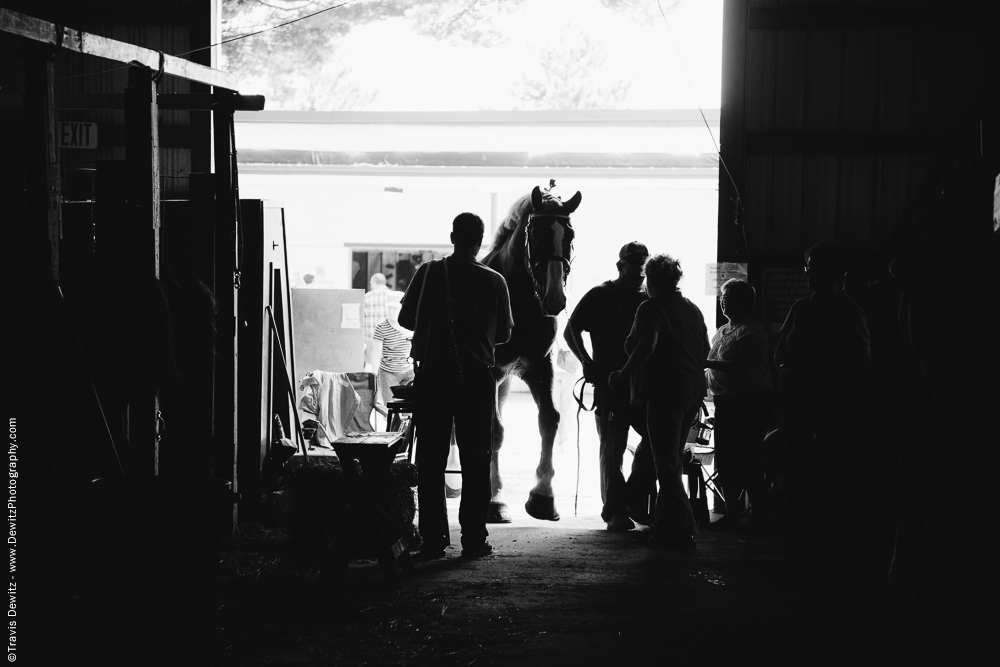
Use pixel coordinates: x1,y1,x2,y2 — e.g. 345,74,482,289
21,41,62,288
237,199,264,518
213,91,239,532
124,62,161,474
125,63,161,279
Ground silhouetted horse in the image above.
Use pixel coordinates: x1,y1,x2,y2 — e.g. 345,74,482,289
482,181,581,522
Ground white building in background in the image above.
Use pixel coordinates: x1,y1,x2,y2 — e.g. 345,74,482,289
235,109,721,333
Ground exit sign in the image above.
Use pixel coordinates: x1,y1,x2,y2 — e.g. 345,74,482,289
59,122,98,149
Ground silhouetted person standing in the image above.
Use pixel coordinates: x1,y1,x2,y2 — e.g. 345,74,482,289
371,292,414,407
564,242,651,531
705,279,773,530
399,213,513,559
774,243,872,555
610,254,710,549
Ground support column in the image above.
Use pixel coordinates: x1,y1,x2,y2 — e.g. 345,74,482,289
21,42,62,288
213,91,239,532
124,62,162,474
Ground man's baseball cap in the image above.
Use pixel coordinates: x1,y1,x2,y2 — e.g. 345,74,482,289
618,242,649,265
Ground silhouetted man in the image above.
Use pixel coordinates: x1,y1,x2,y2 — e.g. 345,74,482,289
399,213,513,559
564,242,651,530
774,242,872,555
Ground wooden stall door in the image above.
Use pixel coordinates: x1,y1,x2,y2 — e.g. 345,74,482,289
237,200,296,518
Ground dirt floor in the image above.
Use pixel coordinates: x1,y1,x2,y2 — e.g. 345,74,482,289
38,393,987,665
197,392,980,666
47,507,980,667
203,515,934,667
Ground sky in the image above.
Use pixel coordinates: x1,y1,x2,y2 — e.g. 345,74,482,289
226,0,724,112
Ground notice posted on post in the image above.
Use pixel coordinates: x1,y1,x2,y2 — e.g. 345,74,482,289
7,417,16,662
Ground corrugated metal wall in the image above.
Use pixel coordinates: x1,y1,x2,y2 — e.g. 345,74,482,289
718,0,996,267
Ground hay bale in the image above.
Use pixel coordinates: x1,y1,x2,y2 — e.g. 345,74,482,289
286,459,419,560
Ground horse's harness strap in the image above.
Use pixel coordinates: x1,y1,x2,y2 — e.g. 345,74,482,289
524,213,574,303
524,213,573,269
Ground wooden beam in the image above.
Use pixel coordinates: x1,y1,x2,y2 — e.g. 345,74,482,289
0,7,241,90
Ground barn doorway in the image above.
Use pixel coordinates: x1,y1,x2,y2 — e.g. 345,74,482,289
227,0,725,524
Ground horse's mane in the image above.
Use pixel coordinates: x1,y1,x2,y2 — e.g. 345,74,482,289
483,192,533,273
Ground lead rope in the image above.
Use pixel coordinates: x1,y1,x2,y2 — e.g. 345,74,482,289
572,374,596,516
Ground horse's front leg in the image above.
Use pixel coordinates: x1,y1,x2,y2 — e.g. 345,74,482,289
486,375,512,523
523,359,561,521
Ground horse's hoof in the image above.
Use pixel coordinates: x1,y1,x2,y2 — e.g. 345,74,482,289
525,492,560,521
486,502,512,524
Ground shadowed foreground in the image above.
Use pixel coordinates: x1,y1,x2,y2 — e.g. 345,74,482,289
189,519,979,666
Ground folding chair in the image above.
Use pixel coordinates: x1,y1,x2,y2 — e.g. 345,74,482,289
346,371,378,432
297,371,402,456
382,399,416,463
685,403,725,523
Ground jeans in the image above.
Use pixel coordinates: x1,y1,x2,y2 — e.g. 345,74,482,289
712,390,773,516
594,384,649,522
646,396,703,538
415,360,495,550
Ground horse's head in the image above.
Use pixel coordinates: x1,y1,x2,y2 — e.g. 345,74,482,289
524,181,581,316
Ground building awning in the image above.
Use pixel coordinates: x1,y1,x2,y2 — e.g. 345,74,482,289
238,149,719,170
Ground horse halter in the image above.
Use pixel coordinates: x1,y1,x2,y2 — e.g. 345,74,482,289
523,212,574,306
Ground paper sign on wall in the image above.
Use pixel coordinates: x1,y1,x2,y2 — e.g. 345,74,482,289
706,262,748,295
341,303,360,328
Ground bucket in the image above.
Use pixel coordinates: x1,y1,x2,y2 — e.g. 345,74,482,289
86,477,234,643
